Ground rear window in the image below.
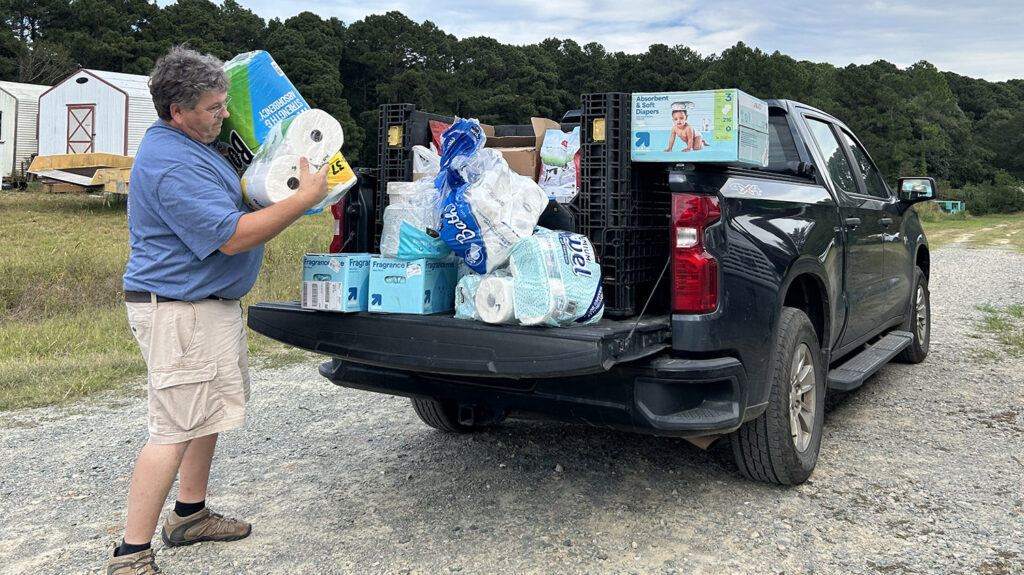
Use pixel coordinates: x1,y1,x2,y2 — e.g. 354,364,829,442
761,112,802,175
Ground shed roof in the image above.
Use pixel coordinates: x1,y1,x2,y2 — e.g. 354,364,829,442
0,80,50,101
77,69,151,100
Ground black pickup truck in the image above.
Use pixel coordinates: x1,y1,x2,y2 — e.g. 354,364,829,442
248,94,935,485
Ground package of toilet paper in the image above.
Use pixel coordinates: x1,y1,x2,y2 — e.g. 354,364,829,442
508,227,604,327
475,275,517,324
454,273,483,320
435,119,548,274
218,50,311,173
239,108,354,213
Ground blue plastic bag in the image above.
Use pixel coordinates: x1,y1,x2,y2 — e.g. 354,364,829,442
435,119,491,273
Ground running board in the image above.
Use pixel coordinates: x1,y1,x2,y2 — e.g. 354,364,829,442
827,331,914,391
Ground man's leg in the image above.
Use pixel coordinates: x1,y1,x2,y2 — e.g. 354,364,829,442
161,431,250,547
123,441,190,544
177,433,217,504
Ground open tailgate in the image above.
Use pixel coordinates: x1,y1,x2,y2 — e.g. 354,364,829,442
248,302,670,378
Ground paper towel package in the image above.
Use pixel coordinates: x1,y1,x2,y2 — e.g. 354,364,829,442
631,89,769,166
509,228,604,327
218,50,311,172
368,256,458,314
301,253,371,312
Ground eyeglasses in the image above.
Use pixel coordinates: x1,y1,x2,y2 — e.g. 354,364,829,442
203,95,231,119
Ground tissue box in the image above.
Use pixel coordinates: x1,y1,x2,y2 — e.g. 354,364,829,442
301,253,371,312
369,256,458,314
631,89,769,166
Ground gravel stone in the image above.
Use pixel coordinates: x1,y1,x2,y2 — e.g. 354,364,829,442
1,243,1022,574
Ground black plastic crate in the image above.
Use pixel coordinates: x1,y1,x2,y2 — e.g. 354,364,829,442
577,93,672,316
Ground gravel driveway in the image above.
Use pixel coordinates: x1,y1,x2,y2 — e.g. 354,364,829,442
2,242,1022,575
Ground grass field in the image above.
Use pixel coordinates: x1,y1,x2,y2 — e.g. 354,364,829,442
0,190,333,410
2,191,1022,411
919,210,1024,252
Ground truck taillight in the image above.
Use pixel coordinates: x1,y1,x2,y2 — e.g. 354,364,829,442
672,193,720,314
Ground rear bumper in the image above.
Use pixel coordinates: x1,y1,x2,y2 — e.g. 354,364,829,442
320,353,758,437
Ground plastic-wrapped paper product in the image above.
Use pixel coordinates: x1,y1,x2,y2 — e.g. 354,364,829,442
538,127,580,203
475,275,517,324
239,108,354,213
454,273,483,320
256,108,344,167
508,227,604,327
218,50,311,172
241,154,306,210
435,119,548,274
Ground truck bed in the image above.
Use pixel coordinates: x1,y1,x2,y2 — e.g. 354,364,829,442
248,302,671,378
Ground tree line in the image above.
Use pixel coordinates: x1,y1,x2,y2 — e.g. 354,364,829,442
3,1,1022,213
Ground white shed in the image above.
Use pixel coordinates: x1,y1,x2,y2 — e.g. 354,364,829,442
0,80,49,180
37,69,159,157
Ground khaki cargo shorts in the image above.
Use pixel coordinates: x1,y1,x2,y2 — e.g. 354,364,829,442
126,298,250,444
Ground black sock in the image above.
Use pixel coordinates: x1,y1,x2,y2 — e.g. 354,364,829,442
116,540,151,557
174,499,205,517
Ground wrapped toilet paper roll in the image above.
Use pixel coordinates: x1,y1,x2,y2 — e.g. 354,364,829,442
263,108,344,166
241,154,308,210
475,275,516,324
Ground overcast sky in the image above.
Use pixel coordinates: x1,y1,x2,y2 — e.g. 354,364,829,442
218,0,1023,82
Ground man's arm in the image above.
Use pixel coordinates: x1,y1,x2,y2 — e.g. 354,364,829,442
219,157,330,255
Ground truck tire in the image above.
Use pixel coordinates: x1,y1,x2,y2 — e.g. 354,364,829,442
896,266,930,364
411,397,476,433
729,307,824,485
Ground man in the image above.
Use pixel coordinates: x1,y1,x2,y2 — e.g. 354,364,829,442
110,45,329,574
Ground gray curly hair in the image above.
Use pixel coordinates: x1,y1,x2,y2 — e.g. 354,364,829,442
149,44,229,122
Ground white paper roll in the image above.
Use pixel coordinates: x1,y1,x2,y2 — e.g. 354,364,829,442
264,108,344,166
241,154,307,210
475,275,516,324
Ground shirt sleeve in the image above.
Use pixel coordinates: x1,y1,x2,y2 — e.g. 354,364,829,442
156,163,244,261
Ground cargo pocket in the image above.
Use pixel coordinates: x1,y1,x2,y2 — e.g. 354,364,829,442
149,361,218,432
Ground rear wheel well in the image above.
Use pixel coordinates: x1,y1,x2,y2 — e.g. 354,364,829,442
783,274,827,349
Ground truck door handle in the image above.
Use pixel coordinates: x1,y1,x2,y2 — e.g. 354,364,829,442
844,217,861,228
878,217,893,226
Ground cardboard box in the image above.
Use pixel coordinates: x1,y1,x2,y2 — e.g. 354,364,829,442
482,117,561,180
630,89,769,166
368,256,458,314
301,253,371,312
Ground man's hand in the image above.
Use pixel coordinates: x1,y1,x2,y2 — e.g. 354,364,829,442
296,157,330,208
220,155,335,256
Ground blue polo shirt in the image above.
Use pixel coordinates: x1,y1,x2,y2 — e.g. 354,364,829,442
123,120,263,300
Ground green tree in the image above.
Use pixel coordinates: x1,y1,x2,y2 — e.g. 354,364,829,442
263,12,360,162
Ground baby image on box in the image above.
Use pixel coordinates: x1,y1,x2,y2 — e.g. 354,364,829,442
663,101,707,153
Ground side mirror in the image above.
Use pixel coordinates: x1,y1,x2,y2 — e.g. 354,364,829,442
897,177,937,203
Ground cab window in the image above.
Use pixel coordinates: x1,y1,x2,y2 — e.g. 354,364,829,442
805,118,857,196
839,130,889,199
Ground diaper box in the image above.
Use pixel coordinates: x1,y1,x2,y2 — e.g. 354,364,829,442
301,253,371,312
631,89,769,166
368,256,458,314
